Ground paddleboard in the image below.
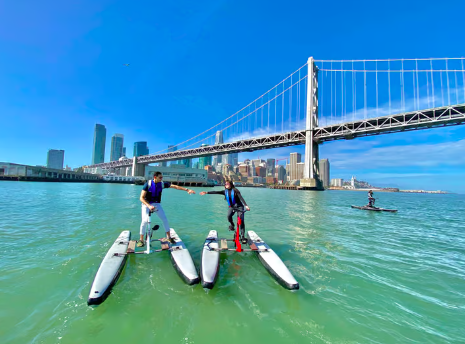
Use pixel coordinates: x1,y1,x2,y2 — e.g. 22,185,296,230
247,231,299,290
168,228,200,285
87,230,130,305
351,205,398,212
200,230,220,289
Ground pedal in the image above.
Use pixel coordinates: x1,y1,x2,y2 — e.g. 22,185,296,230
160,239,170,250
127,240,137,253
220,239,228,250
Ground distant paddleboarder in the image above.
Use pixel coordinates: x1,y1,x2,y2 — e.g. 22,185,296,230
138,171,195,247
368,190,375,207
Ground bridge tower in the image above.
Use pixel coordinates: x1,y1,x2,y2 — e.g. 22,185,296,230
131,157,146,177
301,57,322,189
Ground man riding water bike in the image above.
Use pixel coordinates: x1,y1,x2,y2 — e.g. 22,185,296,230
368,190,375,207
200,180,251,243
138,171,195,247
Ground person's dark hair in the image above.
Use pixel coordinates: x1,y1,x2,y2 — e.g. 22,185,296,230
153,171,162,177
225,179,235,189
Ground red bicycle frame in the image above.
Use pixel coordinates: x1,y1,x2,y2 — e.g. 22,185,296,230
234,215,243,252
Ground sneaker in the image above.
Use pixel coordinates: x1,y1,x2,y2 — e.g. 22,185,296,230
167,237,176,244
136,240,145,247
241,238,248,244
229,225,235,231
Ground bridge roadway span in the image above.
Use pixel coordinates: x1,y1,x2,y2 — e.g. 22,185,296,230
90,104,465,169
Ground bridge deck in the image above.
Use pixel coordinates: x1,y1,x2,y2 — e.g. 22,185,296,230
88,104,465,169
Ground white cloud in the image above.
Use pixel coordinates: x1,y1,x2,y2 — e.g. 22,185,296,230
329,139,465,169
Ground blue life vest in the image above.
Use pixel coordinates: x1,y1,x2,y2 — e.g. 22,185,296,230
148,180,163,203
226,189,235,207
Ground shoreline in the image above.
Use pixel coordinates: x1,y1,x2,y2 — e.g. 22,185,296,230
328,187,451,194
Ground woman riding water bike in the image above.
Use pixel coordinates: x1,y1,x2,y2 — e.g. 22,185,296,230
200,180,251,243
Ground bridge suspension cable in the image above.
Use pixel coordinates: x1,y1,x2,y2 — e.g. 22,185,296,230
150,57,465,157
315,57,465,126
151,62,309,155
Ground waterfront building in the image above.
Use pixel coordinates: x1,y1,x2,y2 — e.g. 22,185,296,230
289,153,302,180
145,165,207,186
331,178,344,187
134,142,149,157
47,149,64,170
1,162,100,181
319,159,330,188
110,134,124,161
92,124,106,164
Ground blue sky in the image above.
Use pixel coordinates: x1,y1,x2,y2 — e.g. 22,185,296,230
1,0,464,192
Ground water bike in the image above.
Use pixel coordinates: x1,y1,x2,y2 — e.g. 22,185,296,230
87,211,199,306
200,207,299,290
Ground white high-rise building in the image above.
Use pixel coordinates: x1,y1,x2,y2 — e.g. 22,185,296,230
289,153,302,180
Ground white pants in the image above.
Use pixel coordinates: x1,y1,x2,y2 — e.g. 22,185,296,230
140,203,170,235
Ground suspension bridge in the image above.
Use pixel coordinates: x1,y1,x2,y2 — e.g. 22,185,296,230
88,57,465,188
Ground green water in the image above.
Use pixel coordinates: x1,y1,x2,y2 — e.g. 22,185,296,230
0,182,464,344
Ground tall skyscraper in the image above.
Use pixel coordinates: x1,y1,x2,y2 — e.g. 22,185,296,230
266,158,276,176
122,147,127,157
289,153,302,180
134,142,149,157
47,149,64,169
212,130,224,166
92,124,106,164
277,165,286,182
110,134,124,161
222,154,233,166
198,144,212,169
319,159,330,188
232,153,239,166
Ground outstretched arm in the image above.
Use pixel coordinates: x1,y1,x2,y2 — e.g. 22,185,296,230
200,190,225,196
170,184,196,194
